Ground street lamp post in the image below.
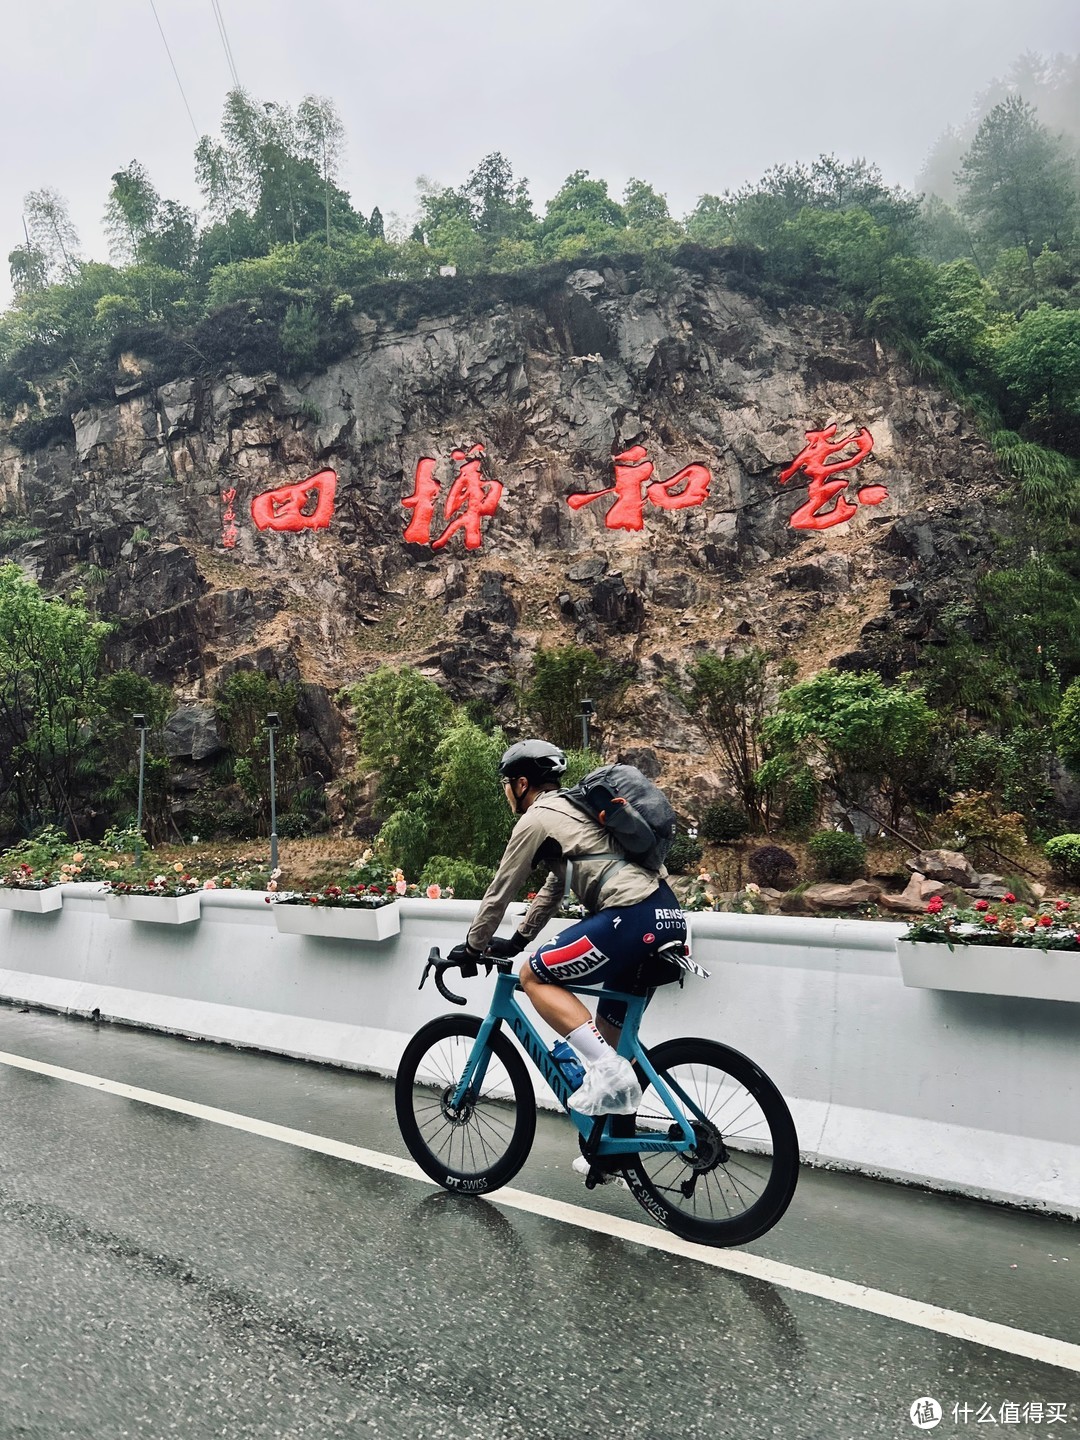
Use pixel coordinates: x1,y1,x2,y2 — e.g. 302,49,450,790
133,714,147,869
579,698,595,752
266,712,280,874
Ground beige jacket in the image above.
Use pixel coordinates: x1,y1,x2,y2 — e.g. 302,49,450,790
467,791,666,953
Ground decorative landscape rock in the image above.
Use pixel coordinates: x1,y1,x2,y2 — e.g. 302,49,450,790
800,880,883,909
906,850,979,888
163,706,225,762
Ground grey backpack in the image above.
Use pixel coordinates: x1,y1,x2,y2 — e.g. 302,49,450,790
562,763,677,873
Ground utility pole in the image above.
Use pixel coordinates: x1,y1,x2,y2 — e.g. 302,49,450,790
266,712,280,873
133,714,148,868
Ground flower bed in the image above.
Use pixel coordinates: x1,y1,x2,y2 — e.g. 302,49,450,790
898,893,1080,1002
270,884,401,942
0,872,63,913
104,868,204,925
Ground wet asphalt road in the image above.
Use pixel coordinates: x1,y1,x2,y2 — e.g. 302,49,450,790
1,1001,1078,1440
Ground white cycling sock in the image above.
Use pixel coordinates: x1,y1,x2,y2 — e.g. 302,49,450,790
566,1021,610,1065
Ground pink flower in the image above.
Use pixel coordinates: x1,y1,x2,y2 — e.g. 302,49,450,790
395,880,407,895
973,899,989,912
1002,892,1016,904
202,879,217,890
426,884,441,899
1055,899,1070,911
925,896,944,914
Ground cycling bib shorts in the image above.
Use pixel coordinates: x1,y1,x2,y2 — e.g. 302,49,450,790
527,881,687,1027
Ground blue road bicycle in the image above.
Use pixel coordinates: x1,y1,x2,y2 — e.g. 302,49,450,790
395,946,799,1248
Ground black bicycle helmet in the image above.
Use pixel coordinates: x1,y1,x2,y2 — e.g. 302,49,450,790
499,739,567,789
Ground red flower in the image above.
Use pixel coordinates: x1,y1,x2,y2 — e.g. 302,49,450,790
1002,892,1016,904
985,914,998,925
925,896,944,914
368,884,381,894
973,899,989,912
1037,915,1053,927
1056,899,1070,912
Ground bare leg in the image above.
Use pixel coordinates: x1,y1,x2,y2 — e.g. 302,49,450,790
518,964,591,1036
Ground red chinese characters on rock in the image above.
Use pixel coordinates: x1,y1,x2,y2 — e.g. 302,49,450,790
251,469,337,533
220,488,239,549
567,446,712,532
778,424,885,530
402,444,503,551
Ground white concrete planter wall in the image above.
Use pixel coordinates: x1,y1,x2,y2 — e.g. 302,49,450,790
897,940,1080,1004
0,886,63,913
1,888,1078,1218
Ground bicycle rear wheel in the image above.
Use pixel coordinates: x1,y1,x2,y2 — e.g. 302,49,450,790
395,1015,536,1195
623,1038,799,1247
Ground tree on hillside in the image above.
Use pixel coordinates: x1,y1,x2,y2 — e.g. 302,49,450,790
995,306,1080,443
23,189,80,282
462,153,536,242
957,97,1079,267
297,95,346,248
196,89,360,253
666,648,771,822
7,241,49,297
762,671,935,829
104,162,160,265
520,644,634,752
343,666,454,817
214,670,301,831
96,670,175,842
0,568,110,835
540,171,627,257
623,179,682,245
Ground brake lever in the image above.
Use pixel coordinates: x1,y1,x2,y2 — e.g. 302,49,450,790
418,946,467,1006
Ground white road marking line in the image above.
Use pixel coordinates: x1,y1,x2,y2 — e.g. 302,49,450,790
2,1046,1079,1376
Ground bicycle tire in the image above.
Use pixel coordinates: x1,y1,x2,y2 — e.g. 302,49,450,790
395,1014,536,1194
622,1037,799,1247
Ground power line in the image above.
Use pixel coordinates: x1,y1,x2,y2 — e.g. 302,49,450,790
146,0,201,139
209,0,242,92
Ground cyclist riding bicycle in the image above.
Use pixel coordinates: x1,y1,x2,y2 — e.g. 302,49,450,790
445,738,688,1121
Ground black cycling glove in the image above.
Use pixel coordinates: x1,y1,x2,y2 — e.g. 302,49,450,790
486,932,528,960
446,940,483,976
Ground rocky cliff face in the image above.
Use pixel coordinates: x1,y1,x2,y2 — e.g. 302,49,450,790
0,255,1002,818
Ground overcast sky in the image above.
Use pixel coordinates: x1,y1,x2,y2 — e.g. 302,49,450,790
0,0,1077,291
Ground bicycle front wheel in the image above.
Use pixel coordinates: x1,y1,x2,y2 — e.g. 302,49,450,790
623,1038,799,1247
395,1015,536,1194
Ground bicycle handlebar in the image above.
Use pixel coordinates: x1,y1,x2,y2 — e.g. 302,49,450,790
418,946,514,1006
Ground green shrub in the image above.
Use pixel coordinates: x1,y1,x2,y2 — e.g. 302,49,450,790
666,833,704,875
699,801,750,844
748,845,797,889
1044,834,1080,884
419,855,495,899
806,830,867,882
